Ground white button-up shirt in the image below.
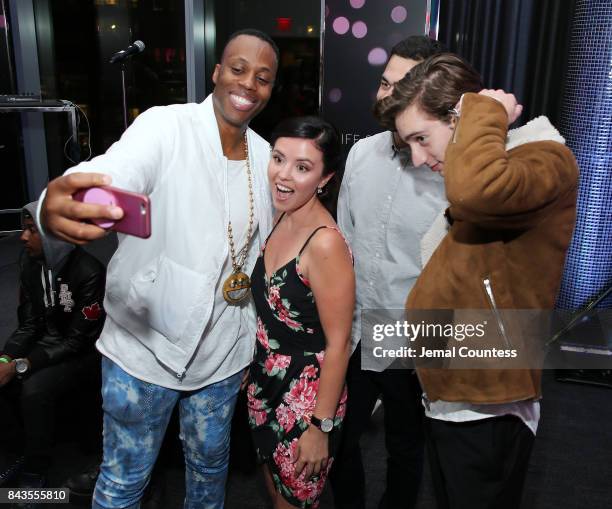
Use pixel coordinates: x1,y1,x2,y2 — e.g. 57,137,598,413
337,131,447,356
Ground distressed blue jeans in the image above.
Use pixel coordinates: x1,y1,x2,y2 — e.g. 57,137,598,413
92,357,242,509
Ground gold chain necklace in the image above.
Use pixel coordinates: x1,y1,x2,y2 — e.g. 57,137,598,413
222,131,255,304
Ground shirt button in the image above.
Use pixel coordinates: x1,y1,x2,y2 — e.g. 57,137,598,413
387,195,392,200
369,280,374,286
381,224,386,229
376,253,380,258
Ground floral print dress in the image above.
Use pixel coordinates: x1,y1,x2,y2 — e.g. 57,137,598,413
247,223,348,509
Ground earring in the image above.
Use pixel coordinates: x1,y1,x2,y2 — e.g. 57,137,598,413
317,187,323,195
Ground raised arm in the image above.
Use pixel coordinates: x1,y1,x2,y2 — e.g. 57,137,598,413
41,106,175,243
444,92,578,229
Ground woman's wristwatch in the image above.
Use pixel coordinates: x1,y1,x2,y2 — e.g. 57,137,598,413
310,416,334,433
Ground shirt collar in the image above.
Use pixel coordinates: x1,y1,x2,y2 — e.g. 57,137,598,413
387,131,413,166
388,131,400,158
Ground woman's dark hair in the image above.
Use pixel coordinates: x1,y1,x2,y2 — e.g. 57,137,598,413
270,116,342,177
375,53,482,130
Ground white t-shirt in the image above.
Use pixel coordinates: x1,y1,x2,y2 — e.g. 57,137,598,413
425,398,541,435
98,158,260,390
180,158,258,389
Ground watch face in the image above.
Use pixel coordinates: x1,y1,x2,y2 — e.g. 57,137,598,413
321,418,334,433
15,359,28,374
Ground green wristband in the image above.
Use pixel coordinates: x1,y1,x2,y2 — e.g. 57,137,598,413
0,357,10,364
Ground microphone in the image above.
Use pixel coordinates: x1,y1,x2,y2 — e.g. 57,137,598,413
109,40,145,64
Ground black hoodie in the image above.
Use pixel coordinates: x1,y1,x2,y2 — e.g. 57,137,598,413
2,202,106,372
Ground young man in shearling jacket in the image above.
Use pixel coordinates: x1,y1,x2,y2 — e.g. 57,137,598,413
375,53,578,509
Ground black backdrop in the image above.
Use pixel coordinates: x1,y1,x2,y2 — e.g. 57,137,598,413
439,0,577,127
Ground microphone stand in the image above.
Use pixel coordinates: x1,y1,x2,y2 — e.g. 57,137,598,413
121,63,128,131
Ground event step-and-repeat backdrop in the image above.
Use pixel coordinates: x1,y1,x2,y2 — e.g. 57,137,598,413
321,0,437,158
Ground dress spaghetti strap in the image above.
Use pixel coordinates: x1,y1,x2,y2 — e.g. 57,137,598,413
263,212,286,249
298,225,353,261
298,226,329,255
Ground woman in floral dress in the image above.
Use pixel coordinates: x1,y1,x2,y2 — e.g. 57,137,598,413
247,117,355,509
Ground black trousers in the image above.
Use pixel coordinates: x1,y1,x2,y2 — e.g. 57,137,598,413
330,348,425,509
426,415,535,509
0,352,100,474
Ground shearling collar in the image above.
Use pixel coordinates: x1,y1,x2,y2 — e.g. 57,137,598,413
506,116,566,151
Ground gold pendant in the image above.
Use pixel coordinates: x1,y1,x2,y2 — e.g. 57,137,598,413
223,270,251,304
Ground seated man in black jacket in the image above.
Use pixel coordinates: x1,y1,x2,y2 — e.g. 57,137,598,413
0,201,106,489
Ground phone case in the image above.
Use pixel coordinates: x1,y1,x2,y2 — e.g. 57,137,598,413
73,186,151,239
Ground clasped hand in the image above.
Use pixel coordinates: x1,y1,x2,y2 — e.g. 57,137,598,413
292,425,329,480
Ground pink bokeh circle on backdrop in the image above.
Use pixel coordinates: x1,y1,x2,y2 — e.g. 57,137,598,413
329,88,342,103
352,21,368,39
332,16,350,35
368,47,388,66
391,6,408,23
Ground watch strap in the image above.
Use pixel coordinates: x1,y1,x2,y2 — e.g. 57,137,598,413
310,415,333,433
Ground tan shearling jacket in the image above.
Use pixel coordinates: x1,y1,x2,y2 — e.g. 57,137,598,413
408,93,579,404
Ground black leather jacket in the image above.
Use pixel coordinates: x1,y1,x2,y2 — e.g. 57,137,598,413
3,248,106,372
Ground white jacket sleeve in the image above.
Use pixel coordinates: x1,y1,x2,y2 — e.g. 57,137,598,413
64,106,176,195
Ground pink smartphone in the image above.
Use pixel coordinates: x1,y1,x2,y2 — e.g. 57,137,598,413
73,186,151,239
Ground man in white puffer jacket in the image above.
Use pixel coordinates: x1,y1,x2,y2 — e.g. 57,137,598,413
39,29,278,509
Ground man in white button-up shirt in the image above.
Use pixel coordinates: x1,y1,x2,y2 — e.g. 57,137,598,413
40,29,277,509
330,37,447,509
